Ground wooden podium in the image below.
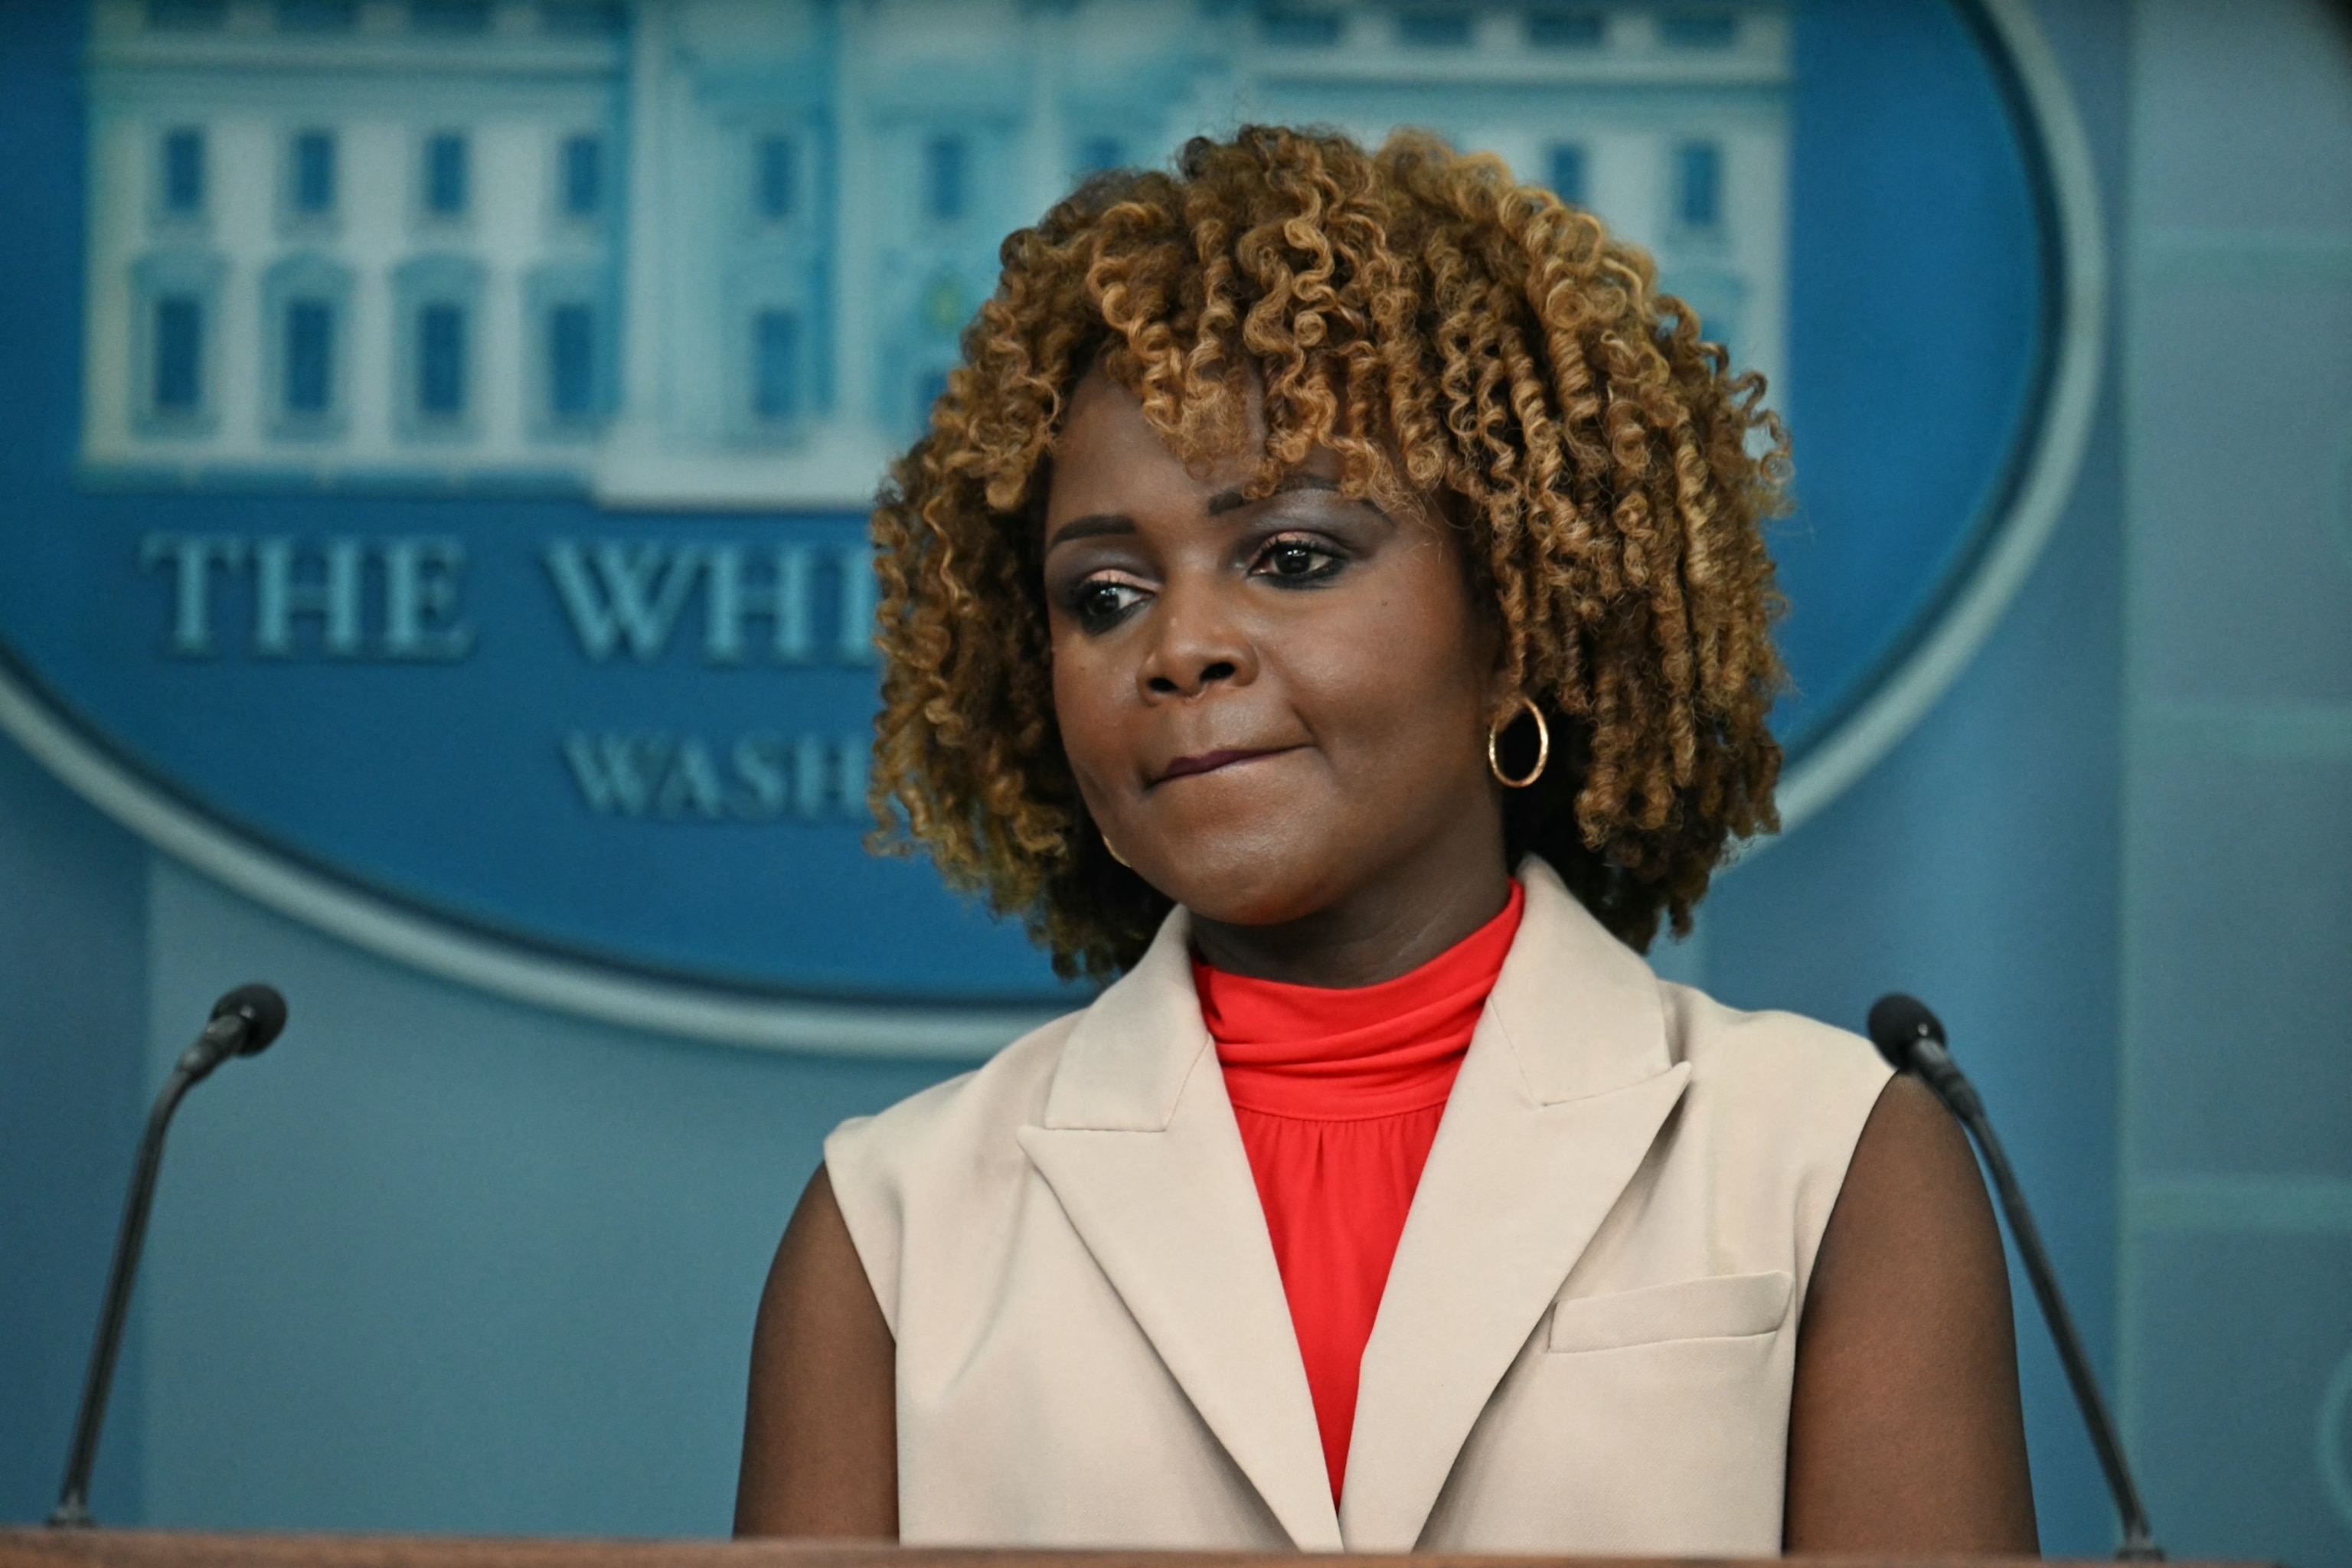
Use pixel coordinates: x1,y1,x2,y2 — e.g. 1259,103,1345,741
0,1534,2270,1568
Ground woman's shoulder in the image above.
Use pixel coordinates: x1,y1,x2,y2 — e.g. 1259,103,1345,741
821,1008,1085,1329
1646,978,1899,1262
1656,978,1893,1107
828,1009,1080,1161
1507,858,1893,1135
1653,978,1896,1186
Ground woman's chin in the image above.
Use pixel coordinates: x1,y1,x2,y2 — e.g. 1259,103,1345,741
1143,844,1344,932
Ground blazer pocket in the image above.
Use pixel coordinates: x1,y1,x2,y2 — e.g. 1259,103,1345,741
1547,1269,1794,1353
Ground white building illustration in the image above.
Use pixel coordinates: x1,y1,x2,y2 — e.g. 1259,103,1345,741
80,0,1789,508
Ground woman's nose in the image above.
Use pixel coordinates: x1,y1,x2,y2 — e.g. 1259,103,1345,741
1138,580,1256,699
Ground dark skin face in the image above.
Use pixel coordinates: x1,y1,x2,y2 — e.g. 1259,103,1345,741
1041,368,1515,985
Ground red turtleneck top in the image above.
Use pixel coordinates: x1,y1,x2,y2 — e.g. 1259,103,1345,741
1191,880,1526,1501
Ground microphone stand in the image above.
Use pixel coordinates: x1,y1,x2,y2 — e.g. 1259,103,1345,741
1929,1044,2160,1560
50,985,286,1529
1872,996,2162,1561
48,1060,201,1527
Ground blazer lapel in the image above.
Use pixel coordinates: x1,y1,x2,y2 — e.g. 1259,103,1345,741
1340,861,1691,1550
1016,910,1341,1552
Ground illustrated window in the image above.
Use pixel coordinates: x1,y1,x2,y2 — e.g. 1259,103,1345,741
756,136,797,223
158,128,206,223
276,0,358,31
1527,8,1604,48
1547,142,1588,207
394,256,485,438
923,136,966,224
410,0,492,34
263,255,353,435
1397,10,1473,48
423,132,470,220
1673,140,1723,234
1260,6,1344,47
560,134,604,220
287,129,338,224
1659,11,1740,49
528,266,614,436
1073,136,1124,180
754,309,801,423
130,250,225,434
145,0,227,30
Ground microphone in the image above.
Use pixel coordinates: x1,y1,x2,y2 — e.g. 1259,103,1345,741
177,982,288,1082
47,984,289,1529
1867,994,2161,1561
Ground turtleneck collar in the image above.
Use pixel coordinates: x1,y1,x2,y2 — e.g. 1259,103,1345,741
1194,880,1526,1120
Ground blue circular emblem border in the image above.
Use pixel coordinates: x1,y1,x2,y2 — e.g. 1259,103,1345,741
0,0,2102,1057
1769,0,2105,831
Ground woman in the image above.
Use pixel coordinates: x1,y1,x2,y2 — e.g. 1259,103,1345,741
735,126,2037,1555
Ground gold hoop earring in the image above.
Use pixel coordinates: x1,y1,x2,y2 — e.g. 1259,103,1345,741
1487,695,1550,789
1101,828,1131,869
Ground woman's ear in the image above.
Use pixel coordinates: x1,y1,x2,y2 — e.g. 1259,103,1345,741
1483,652,1521,724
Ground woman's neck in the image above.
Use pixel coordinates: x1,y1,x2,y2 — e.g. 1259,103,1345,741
1187,849,1514,989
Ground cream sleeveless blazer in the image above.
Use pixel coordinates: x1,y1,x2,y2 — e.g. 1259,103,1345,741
825,858,1893,1554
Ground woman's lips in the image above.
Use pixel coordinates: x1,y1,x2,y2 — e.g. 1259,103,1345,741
1155,747,1287,784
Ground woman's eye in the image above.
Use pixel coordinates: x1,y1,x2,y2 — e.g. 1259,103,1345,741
1068,577,1148,629
1252,536,1343,584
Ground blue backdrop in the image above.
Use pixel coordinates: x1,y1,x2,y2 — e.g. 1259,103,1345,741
0,0,2047,1010
5,2,2350,1564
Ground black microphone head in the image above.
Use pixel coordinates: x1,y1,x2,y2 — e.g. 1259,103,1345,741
1866,992,1945,1070
211,984,288,1055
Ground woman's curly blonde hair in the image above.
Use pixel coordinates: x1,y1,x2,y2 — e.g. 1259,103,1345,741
868,125,1789,981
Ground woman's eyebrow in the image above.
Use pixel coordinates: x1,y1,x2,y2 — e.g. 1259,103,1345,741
1204,473,1356,517
1045,513,1135,551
